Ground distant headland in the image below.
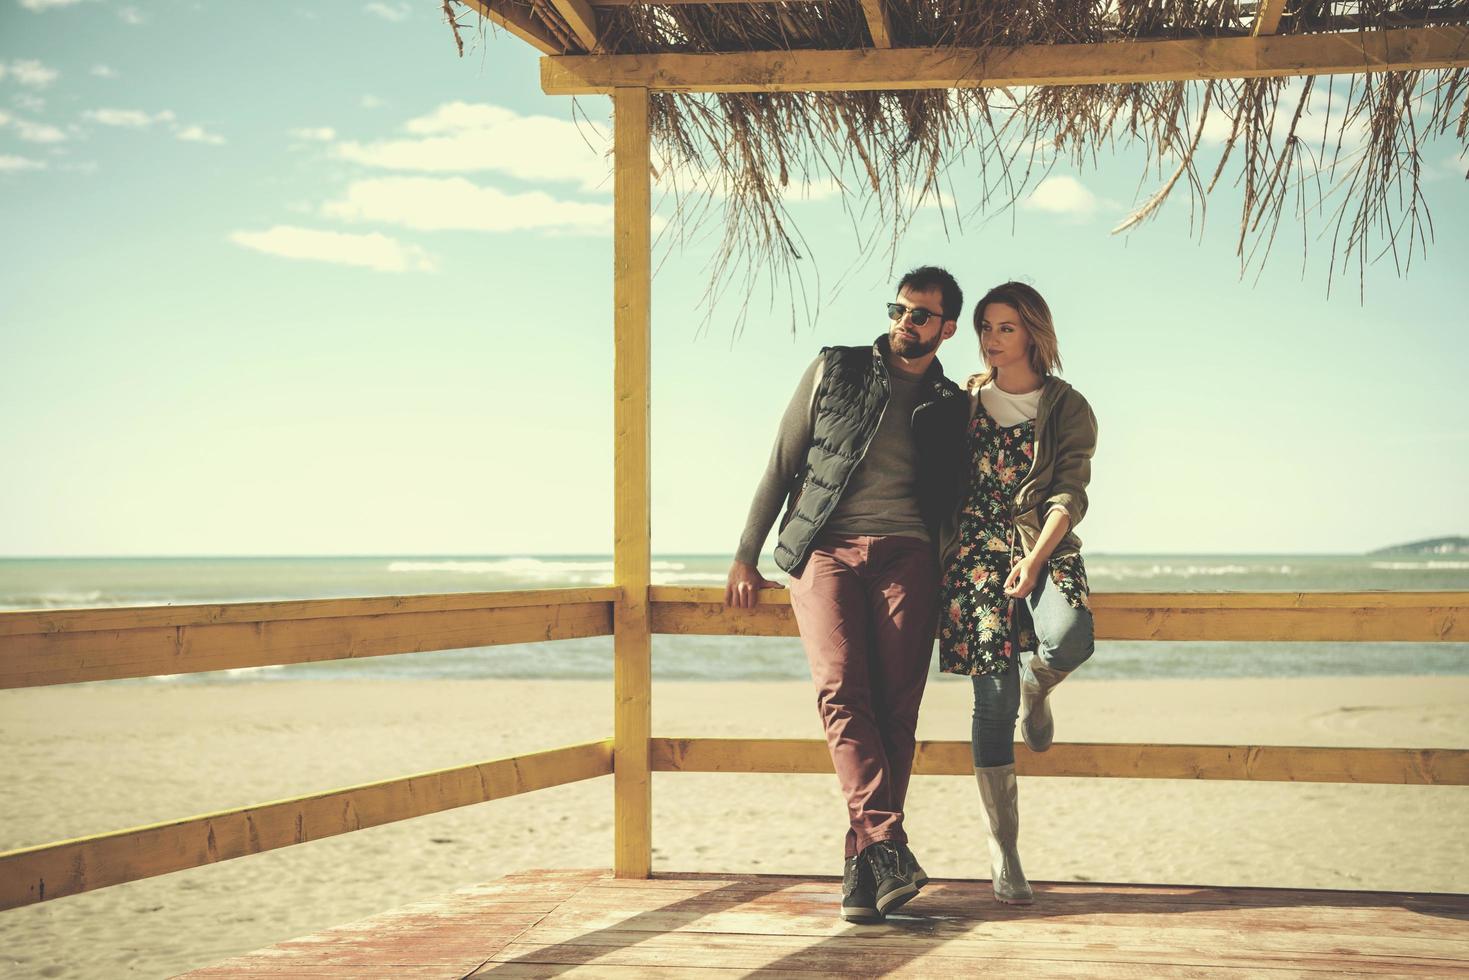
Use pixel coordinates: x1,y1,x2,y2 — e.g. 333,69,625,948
1369,536,1469,556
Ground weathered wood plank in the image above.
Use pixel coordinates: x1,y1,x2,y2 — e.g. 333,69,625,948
543,885,1469,933
175,870,1469,978
0,742,613,910
517,919,1469,958
652,587,1469,609
613,84,653,881
0,601,614,688
525,898,1469,943
491,929,1463,974
569,874,1469,912
548,0,600,51
859,0,892,48
1254,0,1289,35
477,966,826,978
0,587,619,634
648,588,1469,641
591,0,835,4
650,737,1469,784
182,871,610,976
542,26,1469,94
460,0,564,55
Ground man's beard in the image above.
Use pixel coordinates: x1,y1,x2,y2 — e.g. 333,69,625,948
890,328,940,358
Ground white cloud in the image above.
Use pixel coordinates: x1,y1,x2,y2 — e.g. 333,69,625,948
16,119,67,143
0,110,66,143
84,107,175,127
176,124,225,145
322,175,614,235
360,94,385,110
290,126,337,141
118,5,145,24
229,226,437,273
7,59,60,88
90,64,118,78
0,154,47,172
364,2,411,21
18,0,93,10
1022,175,1098,216
12,92,46,112
334,101,610,192
1199,111,1236,146
1196,81,1370,163
83,107,225,146
787,176,846,202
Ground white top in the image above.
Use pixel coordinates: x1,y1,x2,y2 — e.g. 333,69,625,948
979,381,1044,427
980,380,1069,526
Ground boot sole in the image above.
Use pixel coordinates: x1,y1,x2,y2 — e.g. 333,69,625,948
840,905,883,924
875,881,919,916
995,892,1035,905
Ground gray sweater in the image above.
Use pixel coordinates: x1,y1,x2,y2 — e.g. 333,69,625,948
735,356,929,566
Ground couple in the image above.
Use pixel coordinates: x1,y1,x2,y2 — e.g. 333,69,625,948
724,266,1098,923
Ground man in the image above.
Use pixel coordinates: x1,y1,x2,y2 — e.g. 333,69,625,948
725,266,968,923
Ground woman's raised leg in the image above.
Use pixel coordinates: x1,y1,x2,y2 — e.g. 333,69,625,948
1019,571,1095,752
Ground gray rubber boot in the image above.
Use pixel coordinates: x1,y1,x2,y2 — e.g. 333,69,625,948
974,764,1034,905
1019,655,1070,753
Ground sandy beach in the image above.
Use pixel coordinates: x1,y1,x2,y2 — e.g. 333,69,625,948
2,674,1466,978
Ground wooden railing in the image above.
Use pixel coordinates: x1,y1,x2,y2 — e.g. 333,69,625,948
0,588,619,910
1,586,1466,911
649,587,1468,642
0,588,616,688
646,588,1469,785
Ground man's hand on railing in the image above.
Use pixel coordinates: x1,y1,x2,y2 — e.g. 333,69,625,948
725,560,784,608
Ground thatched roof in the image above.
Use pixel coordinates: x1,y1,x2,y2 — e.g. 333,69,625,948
448,1,1469,323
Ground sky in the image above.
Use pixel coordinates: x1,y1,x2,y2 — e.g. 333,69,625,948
1,0,1466,558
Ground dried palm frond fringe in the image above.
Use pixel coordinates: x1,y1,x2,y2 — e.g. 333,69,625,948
450,0,1469,330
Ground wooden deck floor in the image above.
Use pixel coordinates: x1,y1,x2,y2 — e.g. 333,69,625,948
180,869,1469,978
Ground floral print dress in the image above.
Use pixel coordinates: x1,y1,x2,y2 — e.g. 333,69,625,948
939,402,1091,677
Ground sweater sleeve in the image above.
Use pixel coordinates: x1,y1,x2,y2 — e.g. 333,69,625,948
734,356,821,566
1044,392,1098,531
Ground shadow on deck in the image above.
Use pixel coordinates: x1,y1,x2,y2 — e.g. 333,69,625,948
179,869,1469,978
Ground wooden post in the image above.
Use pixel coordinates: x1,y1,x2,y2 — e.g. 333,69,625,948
612,85,652,879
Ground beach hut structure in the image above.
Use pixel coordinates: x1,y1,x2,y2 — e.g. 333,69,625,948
3,2,1469,974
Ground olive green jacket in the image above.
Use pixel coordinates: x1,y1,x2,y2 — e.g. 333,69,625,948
938,376,1098,568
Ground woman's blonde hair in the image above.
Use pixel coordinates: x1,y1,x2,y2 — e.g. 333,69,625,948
965,281,1063,391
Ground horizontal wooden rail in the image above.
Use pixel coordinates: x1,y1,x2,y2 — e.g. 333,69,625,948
0,588,618,689
0,739,614,911
651,737,1469,785
649,588,1469,642
0,587,620,635
541,26,1469,94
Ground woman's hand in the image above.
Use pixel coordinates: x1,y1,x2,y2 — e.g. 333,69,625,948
1004,554,1043,599
1006,507,1070,598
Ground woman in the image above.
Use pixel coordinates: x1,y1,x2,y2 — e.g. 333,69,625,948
937,281,1098,905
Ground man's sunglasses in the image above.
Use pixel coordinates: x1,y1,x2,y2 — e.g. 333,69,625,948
887,302,942,327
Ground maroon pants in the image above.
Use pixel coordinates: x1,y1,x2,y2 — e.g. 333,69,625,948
789,533,939,858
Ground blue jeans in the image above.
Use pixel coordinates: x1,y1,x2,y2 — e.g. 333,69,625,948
970,569,1095,768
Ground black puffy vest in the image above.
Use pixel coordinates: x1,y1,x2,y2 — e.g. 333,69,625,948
773,336,967,574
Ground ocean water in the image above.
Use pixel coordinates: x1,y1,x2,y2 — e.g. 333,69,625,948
1,555,1466,684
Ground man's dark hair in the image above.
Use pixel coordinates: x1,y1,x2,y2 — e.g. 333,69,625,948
896,265,963,323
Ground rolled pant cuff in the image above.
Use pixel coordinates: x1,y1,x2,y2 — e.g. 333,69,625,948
855,829,906,855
